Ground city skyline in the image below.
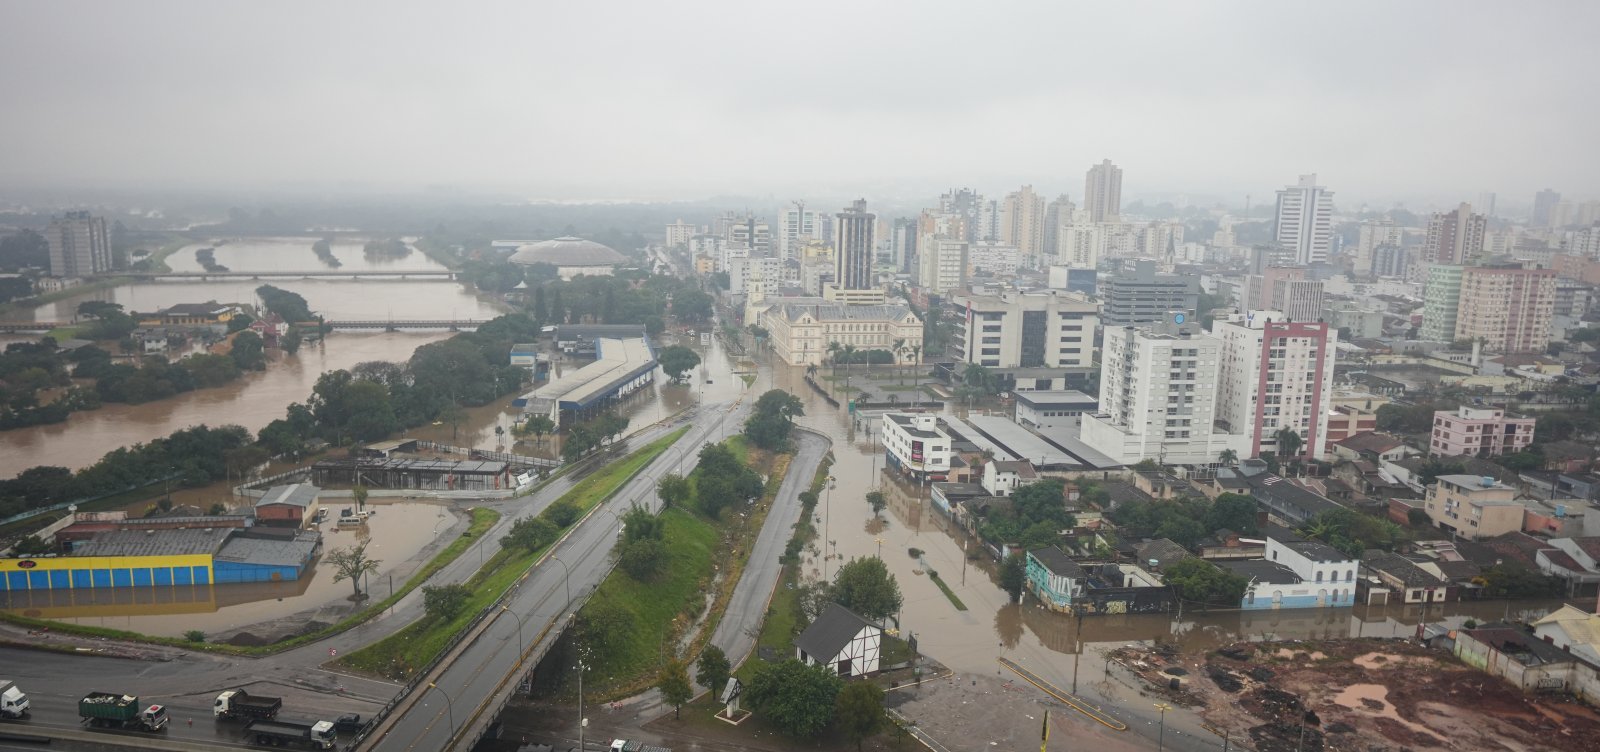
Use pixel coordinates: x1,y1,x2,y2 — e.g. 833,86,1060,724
2,2,1598,205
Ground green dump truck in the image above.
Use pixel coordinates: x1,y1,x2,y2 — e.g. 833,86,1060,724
79,692,168,731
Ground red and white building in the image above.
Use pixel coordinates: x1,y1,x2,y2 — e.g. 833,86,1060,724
1213,311,1338,460
1429,406,1536,458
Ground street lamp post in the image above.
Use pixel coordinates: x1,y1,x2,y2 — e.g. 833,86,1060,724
1154,702,1172,752
823,476,837,580
501,604,527,661
428,682,455,737
550,556,573,607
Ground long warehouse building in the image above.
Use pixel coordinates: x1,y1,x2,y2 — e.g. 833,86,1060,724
515,337,657,426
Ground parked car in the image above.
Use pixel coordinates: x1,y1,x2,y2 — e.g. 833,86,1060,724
334,713,364,733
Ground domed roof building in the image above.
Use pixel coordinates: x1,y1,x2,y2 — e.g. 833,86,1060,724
509,236,628,280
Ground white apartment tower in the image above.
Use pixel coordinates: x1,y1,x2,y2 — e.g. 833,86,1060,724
1354,218,1403,276
1213,312,1338,460
46,211,111,278
1084,160,1123,223
1274,174,1336,265
1080,324,1248,466
780,203,824,260
665,220,696,249
918,238,968,295
1042,195,1074,261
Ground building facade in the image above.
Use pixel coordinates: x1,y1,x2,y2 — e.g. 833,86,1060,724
1080,324,1247,466
1421,264,1464,341
1454,265,1556,353
949,291,1097,369
1101,260,1199,327
1429,406,1536,458
45,211,111,278
834,199,875,291
1425,474,1521,540
760,302,922,366
1083,159,1123,223
1273,174,1335,265
882,413,955,481
1213,312,1337,460
1423,203,1488,265
917,237,968,295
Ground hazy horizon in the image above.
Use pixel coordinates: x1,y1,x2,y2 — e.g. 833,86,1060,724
3,1,1598,210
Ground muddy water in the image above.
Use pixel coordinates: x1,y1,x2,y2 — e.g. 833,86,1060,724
0,501,450,637
165,236,442,273
0,332,453,474
11,278,501,323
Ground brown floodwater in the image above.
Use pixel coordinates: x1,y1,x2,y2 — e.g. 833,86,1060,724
165,236,443,273
0,332,453,474
0,501,450,637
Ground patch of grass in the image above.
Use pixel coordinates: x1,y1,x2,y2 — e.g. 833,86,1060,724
724,435,750,466
881,634,913,666
335,428,686,678
928,572,968,611
577,507,719,698
738,373,755,386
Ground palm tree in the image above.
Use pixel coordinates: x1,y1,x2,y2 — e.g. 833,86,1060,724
826,341,843,375
1275,428,1304,475
841,344,858,373
892,338,907,384
1218,448,1238,466
909,344,923,405
806,363,819,380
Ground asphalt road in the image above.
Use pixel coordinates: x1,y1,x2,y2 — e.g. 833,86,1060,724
365,400,750,752
0,412,698,752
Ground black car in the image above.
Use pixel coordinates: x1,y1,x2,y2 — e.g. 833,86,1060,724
334,713,364,733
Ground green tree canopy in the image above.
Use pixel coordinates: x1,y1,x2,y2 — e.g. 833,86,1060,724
834,680,886,751
659,345,701,382
830,556,903,621
744,659,843,738
695,645,731,697
1162,558,1248,608
657,658,694,719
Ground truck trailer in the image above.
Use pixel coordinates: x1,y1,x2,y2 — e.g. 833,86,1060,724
79,693,168,731
242,718,337,749
215,689,283,720
0,680,28,719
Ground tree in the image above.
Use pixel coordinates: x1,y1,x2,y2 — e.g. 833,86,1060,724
657,658,694,719
1162,558,1248,609
523,414,555,446
830,556,903,621
619,538,667,580
328,542,381,599
544,498,583,527
865,491,886,518
835,681,886,751
746,389,805,451
423,583,471,621
695,645,731,698
657,473,691,510
998,552,1026,602
1218,448,1238,466
744,659,843,738
1206,493,1259,534
659,345,701,382
1275,427,1304,463
502,515,559,551
352,485,369,514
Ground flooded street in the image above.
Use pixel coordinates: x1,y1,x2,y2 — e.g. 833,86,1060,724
0,501,451,638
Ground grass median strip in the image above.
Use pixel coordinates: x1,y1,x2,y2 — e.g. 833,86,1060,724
334,426,688,679
928,571,968,611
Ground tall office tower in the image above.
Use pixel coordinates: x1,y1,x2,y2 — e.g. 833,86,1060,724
1101,260,1200,327
1080,323,1246,466
938,188,986,243
1371,244,1410,278
890,217,918,273
45,211,111,278
1213,312,1337,459
949,290,1098,368
918,238,968,295
665,220,696,249
1421,264,1465,341
779,203,824,259
1354,218,1403,276
1477,192,1497,219
1042,195,1074,260
1423,203,1488,264
834,199,876,291
1000,185,1046,257
1083,159,1123,223
1273,174,1336,265
1455,265,1557,353
975,199,1001,241
1534,189,1562,228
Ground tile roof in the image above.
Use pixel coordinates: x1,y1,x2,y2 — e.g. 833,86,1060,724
1362,550,1445,588
1028,547,1086,578
1334,431,1403,454
1135,538,1192,569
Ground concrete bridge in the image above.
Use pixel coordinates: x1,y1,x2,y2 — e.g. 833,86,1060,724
324,320,490,331
124,270,458,280
0,321,64,333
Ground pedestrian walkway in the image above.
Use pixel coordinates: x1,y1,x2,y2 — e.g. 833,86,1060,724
999,657,1128,731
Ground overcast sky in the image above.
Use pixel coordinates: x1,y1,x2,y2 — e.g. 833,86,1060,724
2,1,1597,208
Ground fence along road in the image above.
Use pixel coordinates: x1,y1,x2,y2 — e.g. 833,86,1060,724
361,399,746,752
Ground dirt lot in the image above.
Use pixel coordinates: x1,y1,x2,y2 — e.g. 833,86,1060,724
1115,638,1600,752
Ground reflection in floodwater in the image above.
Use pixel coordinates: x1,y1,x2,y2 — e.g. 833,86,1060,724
0,575,312,620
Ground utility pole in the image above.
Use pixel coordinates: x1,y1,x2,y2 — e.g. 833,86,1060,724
1154,702,1172,752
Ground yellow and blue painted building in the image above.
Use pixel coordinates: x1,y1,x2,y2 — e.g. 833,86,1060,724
1,526,320,592
2,553,214,591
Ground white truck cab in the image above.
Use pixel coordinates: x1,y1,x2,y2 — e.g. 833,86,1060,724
0,680,28,719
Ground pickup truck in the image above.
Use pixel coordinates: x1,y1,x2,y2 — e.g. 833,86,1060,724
215,689,283,720
242,718,337,749
79,692,168,731
609,740,671,752
0,679,28,719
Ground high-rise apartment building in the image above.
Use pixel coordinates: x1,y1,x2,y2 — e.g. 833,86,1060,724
1083,159,1123,223
1080,323,1246,466
1454,265,1556,353
1000,185,1046,258
1421,264,1464,342
1428,406,1536,459
1372,244,1410,278
1042,195,1074,261
1244,266,1324,324
725,215,772,256
1423,203,1488,265
890,217,917,274
1534,189,1562,228
949,291,1097,369
833,199,875,291
1476,192,1497,219
1213,312,1337,460
1354,218,1403,276
665,220,696,249
45,211,111,278
1273,174,1336,265
1100,260,1199,327
1057,218,1103,270
779,204,824,259
918,238,968,295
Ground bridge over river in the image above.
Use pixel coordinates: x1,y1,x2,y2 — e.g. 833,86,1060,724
123,270,458,280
